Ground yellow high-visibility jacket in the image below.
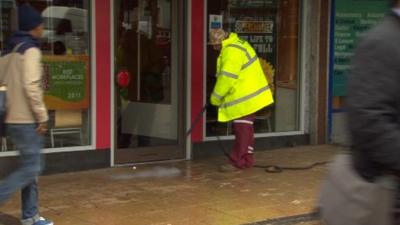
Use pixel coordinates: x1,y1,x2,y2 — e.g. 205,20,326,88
210,33,274,122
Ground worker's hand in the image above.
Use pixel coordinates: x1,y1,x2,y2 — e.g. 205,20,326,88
210,95,221,107
36,122,48,135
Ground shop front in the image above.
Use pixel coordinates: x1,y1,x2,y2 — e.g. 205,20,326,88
189,0,319,157
204,0,301,137
112,0,311,165
112,0,187,164
0,0,93,152
329,0,389,144
0,0,112,173
0,0,328,172
0,0,188,168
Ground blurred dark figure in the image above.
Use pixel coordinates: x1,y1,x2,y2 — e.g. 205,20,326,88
55,19,72,35
53,41,66,55
347,0,400,223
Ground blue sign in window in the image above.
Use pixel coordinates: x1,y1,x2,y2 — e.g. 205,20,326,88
211,22,222,29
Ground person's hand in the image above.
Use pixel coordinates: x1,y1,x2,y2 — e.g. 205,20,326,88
36,122,48,135
210,95,222,107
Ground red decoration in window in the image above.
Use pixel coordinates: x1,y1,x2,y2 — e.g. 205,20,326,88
117,70,130,88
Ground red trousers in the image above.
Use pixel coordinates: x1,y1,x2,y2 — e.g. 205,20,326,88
230,114,255,169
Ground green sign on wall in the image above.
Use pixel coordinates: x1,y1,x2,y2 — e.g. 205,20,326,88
333,0,388,96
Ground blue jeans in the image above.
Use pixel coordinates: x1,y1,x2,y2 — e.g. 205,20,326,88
0,124,44,220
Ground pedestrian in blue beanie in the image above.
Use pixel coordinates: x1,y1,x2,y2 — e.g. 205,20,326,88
0,3,53,225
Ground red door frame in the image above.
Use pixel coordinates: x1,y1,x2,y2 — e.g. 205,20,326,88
95,0,111,150
191,0,205,142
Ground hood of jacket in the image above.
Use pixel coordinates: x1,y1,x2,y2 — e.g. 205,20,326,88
2,31,40,56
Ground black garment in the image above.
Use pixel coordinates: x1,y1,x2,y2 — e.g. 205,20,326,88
347,13,400,224
347,13,400,180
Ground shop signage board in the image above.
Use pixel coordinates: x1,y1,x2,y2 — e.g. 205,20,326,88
332,0,387,96
234,18,276,68
235,21,273,34
43,55,90,110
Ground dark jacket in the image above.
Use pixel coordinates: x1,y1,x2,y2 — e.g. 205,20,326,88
347,13,400,181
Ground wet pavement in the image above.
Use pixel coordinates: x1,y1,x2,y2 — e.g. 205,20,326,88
0,145,340,225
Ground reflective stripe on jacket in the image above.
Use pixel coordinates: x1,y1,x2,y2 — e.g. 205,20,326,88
210,33,274,122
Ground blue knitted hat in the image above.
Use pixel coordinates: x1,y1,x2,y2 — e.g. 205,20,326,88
18,4,43,31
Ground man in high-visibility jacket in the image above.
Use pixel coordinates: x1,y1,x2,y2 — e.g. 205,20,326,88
209,29,274,172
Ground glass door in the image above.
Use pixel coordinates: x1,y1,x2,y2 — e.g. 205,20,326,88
114,0,185,164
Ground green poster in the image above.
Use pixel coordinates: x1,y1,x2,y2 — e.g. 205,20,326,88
44,61,86,102
333,0,388,96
